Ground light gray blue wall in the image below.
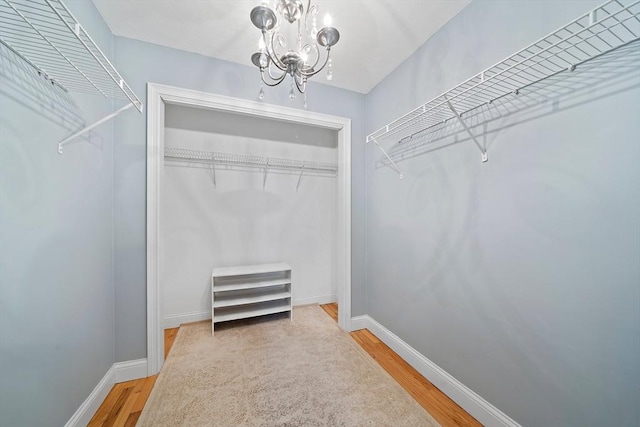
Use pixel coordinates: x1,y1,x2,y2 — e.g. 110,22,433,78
112,37,367,361
365,1,640,426
0,2,117,425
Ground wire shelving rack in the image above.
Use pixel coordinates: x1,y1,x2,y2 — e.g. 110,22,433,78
0,0,143,153
165,147,338,174
366,0,640,176
164,147,338,189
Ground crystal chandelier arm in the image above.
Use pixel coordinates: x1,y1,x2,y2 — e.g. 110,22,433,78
264,30,287,71
303,43,322,73
265,62,287,82
261,68,288,87
304,2,318,35
301,47,331,78
305,0,311,19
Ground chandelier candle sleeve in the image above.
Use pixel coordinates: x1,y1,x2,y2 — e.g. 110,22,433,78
250,0,340,96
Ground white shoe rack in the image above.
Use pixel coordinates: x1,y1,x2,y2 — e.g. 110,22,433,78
211,263,292,335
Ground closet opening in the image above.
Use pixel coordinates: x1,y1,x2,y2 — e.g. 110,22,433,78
146,84,352,375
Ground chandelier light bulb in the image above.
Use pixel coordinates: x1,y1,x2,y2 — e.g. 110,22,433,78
258,36,266,50
323,13,332,27
259,52,269,68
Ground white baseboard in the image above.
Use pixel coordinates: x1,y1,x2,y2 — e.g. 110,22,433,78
293,293,337,306
353,315,521,427
65,366,115,427
164,310,211,329
65,358,148,427
349,315,369,331
114,358,148,383
164,295,338,329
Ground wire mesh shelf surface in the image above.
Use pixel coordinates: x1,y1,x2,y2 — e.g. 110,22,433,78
0,0,143,111
366,0,640,145
164,147,338,175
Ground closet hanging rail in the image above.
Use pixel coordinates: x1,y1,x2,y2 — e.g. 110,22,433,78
367,0,640,167
0,0,143,153
164,147,338,175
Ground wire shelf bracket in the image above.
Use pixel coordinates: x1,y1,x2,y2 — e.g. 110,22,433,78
57,102,135,153
445,97,488,162
263,161,269,189
366,0,640,173
0,0,144,154
210,157,217,188
368,139,404,179
296,164,306,191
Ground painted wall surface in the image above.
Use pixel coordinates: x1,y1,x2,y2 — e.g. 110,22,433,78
113,36,366,361
365,1,640,426
162,105,338,321
0,2,117,425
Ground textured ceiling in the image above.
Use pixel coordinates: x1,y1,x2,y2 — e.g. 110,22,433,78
92,0,471,94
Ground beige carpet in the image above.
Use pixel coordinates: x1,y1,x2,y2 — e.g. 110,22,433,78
138,305,440,426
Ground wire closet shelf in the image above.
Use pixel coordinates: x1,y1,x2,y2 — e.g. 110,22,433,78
366,0,640,172
164,147,339,175
0,0,143,152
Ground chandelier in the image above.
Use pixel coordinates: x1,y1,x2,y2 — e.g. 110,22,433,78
250,0,340,103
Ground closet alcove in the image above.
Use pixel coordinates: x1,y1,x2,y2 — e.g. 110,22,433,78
161,104,340,331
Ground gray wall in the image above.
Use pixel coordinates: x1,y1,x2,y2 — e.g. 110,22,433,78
364,1,640,426
0,2,117,425
112,37,367,361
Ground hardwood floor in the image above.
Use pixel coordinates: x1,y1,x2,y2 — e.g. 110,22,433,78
87,328,176,427
319,300,338,322
321,303,480,427
91,306,480,427
164,326,179,360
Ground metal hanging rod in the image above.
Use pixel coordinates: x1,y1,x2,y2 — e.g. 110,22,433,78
164,147,339,175
0,0,143,153
366,0,640,166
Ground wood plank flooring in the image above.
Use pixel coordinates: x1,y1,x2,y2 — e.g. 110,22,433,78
90,305,480,427
320,300,338,322
321,303,481,427
87,329,174,427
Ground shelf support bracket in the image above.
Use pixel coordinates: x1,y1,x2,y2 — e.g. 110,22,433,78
296,163,305,191
446,98,488,162
263,161,269,188
58,102,135,154
367,139,403,179
210,156,217,188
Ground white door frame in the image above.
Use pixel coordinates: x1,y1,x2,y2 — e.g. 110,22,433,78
146,83,352,375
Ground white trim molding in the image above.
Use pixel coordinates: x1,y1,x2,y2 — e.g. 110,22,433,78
353,315,521,427
164,310,211,329
114,359,148,383
349,315,369,332
65,358,148,427
147,83,352,376
293,294,337,307
64,366,115,427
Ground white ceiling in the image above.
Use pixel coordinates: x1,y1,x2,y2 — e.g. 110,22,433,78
92,0,470,94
